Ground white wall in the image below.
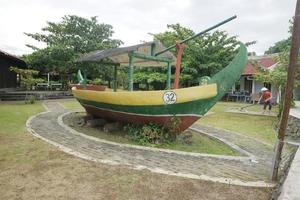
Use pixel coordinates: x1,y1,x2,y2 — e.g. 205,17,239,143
254,81,279,103
240,76,245,91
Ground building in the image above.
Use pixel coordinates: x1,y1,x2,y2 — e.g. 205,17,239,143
233,54,279,103
0,49,26,89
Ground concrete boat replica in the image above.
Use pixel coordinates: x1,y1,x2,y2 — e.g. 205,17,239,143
72,16,248,131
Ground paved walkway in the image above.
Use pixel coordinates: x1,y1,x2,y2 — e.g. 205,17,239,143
279,101,300,199
27,101,276,187
290,101,300,119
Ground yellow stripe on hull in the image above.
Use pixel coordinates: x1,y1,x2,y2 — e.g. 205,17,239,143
72,84,217,106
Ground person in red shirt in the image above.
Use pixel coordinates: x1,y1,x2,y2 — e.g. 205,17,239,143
259,87,272,114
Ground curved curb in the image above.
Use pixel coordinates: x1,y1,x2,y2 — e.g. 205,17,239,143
59,111,250,162
26,106,275,188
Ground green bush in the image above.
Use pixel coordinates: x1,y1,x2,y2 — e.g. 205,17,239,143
124,119,182,145
89,78,103,85
25,95,36,104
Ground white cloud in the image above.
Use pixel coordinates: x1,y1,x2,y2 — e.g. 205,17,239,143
0,0,297,56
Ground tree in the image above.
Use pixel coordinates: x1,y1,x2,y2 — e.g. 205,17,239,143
10,67,40,90
24,15,123,86
153,23,243,86
264,39,291,54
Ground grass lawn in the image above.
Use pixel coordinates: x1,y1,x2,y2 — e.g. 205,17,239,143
64,112,239,156
199,102,278,144
0,102,46,166
0,101,272,199
58,98,82,110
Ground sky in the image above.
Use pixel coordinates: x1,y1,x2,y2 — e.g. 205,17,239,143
0,0,297,56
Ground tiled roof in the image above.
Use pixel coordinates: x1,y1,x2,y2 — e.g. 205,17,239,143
242,55,278,75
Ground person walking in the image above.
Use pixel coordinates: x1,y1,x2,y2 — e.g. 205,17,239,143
259,87,272,114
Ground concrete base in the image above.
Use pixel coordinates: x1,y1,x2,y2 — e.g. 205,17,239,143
278,101,300,199
278,147,300,200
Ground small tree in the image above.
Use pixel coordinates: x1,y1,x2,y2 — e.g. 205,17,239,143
10,67,40,90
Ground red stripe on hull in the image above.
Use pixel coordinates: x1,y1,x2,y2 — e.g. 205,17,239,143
83,105,200,131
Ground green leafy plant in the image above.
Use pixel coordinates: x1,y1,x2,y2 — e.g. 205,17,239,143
25,95,36,104
124,123,169,145
163,116,182,141
23,15,123,87
89,78,104,85
123,118,183,145
10,67,39,90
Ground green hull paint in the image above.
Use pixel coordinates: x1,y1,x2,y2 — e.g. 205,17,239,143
77,97,213,116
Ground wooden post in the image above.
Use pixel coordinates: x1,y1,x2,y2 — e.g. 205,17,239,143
173,42,184,89
167,62,171,89
83,69,87,89
128,54,134,91
271,0,300,181
113,65,118,92
151,43,156,56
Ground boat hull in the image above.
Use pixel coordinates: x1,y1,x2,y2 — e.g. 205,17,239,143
83,104,200,131
73,84,217,131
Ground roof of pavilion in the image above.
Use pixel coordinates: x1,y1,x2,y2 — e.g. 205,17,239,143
77,41,176,67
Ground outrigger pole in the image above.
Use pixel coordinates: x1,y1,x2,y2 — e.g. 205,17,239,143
155,15,237,89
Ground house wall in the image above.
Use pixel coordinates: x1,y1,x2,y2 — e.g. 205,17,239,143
240,76,245,91
235,76,279,103
0,54,26,89
253,81,279,103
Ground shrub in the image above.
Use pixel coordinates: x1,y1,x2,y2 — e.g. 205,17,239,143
89,78,103,85
25,95,36,104
163,116,182,141
124,118,182,145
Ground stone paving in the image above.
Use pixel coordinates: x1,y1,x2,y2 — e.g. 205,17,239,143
279,101,300,199
27,101,276,186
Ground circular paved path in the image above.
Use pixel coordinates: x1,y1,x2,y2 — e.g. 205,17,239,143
27,101,275,187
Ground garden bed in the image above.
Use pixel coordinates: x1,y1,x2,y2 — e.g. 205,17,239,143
63,112,241,156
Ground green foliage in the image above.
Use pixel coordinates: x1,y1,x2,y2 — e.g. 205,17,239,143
131,23,244,89
264,39,291,54
25,15,122,53
124,121,181,145
164,116,181,140
88,78,104,85
153,23,242,87
24,15,123,86
124,123,162,145
10,67,39,90
25,95,36,104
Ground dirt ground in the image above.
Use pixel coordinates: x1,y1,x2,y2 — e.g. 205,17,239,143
0,137,272,200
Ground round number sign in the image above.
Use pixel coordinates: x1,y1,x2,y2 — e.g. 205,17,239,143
163,91,177,104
